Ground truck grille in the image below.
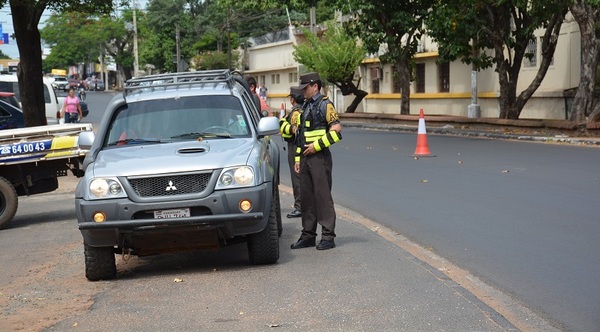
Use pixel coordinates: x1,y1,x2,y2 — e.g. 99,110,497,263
128,173,212,197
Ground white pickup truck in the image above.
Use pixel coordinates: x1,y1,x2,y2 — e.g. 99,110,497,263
0,123,94,229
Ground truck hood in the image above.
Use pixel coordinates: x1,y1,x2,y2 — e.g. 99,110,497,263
89,139,255,178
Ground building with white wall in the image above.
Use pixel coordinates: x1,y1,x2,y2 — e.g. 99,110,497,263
243,16,582,120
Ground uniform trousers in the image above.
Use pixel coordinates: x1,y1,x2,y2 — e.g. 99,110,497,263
299,148,336,241
286,141,301,210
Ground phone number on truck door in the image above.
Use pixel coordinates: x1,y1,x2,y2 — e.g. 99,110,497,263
0,140,53,156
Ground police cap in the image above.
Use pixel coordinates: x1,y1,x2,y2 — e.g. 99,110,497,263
298,72,320,89
287,86,303,97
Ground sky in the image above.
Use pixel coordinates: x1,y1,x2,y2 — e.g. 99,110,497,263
0,1,149,60
0,8,53,59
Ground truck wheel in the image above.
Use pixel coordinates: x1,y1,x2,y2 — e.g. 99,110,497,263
0,176,18,230
84,244,117,281
247,186,280,265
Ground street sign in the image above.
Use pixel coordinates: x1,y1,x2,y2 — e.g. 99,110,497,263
178,60,189,72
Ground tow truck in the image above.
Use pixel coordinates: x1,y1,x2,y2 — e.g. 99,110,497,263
0,123,94,229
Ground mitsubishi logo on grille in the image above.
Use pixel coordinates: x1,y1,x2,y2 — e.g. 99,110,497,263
165,180,177,191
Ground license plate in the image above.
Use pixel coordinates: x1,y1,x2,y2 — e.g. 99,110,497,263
153,208,191,219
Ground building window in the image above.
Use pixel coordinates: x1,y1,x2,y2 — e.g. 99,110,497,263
276,74,280,84
415,63,425,93
391,67,401,93
271,75,275,85
260,75,265,85
550,35,557,66
524,38,537,67
370,67,380,94
438,62,450,92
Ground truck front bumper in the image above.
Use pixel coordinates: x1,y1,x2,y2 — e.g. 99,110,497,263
76,183,272,247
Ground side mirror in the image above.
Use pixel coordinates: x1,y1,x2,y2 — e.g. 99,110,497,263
257,116,280,137
78,131,95,150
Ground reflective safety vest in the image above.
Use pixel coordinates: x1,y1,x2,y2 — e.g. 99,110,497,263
295,95,342,162
279,105,301,142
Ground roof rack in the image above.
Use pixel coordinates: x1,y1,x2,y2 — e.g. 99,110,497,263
124,69,240,96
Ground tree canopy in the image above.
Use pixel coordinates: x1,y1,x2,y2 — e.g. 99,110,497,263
334,0,436,115
427,0,569,120
293,21,367,113
1,0,113,127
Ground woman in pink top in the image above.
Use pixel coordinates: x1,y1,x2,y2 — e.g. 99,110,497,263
61,88,83,123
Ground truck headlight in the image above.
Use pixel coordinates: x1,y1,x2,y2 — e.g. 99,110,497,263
216,166,255,189
89,177,127,199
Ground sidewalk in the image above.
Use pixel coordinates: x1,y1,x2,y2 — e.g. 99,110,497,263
277,186,558,331
339,113,600,146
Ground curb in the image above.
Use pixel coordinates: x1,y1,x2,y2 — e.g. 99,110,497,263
341,119,600,147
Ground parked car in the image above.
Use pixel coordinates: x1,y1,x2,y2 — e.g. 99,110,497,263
0,74,63,124
75,69,282,281
80,101,89,118
0,91,21,110
0,99,24,129
52,76,69,91
95,79,105,91
67,79,79,91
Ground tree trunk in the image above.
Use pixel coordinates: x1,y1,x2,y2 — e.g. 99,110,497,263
569,0,600,122
491,2,567,120
496,44,518,119
589,102,600,122
345,90,368,113
10,1,46,127
337,81,368,113
397,59,411,115
514,10,566,117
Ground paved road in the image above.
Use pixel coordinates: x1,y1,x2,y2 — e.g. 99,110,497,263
277,129,600,332
79,92,599,331
1,175,527,331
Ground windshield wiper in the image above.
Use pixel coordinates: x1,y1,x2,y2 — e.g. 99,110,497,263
171,132,232,139
107,138,163,146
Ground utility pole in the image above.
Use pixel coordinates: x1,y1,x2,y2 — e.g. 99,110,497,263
468,36,481,118
132,0,139,77
226,7,231,70
309,1,316,34
176,25,181,72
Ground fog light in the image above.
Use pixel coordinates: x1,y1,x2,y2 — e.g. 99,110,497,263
93,212,106,222
239,199,252,213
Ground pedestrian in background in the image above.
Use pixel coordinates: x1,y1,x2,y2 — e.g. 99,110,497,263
61,88,83,123
259,82,268,101
290,72,342,251
280,86,304,219
245,76,270,115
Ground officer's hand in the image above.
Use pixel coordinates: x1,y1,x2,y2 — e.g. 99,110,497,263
294,162,300,173
303,143,316,156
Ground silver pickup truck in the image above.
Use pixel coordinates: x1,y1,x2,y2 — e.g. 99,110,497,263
75,70,282,281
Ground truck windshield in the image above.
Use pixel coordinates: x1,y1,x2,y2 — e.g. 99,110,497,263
104,95,250,147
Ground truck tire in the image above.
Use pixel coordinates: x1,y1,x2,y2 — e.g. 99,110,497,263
247,185,280,265
84,244,117,281
0,176,18,230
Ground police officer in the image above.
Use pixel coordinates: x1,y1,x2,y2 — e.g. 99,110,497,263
280,86,304,218
290,72,342,251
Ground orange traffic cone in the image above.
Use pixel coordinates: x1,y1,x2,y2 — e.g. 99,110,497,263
411,109,435,157
279,103,285,118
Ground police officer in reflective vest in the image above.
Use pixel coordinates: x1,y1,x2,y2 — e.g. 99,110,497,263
279,86,304,218
290,72,342,251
